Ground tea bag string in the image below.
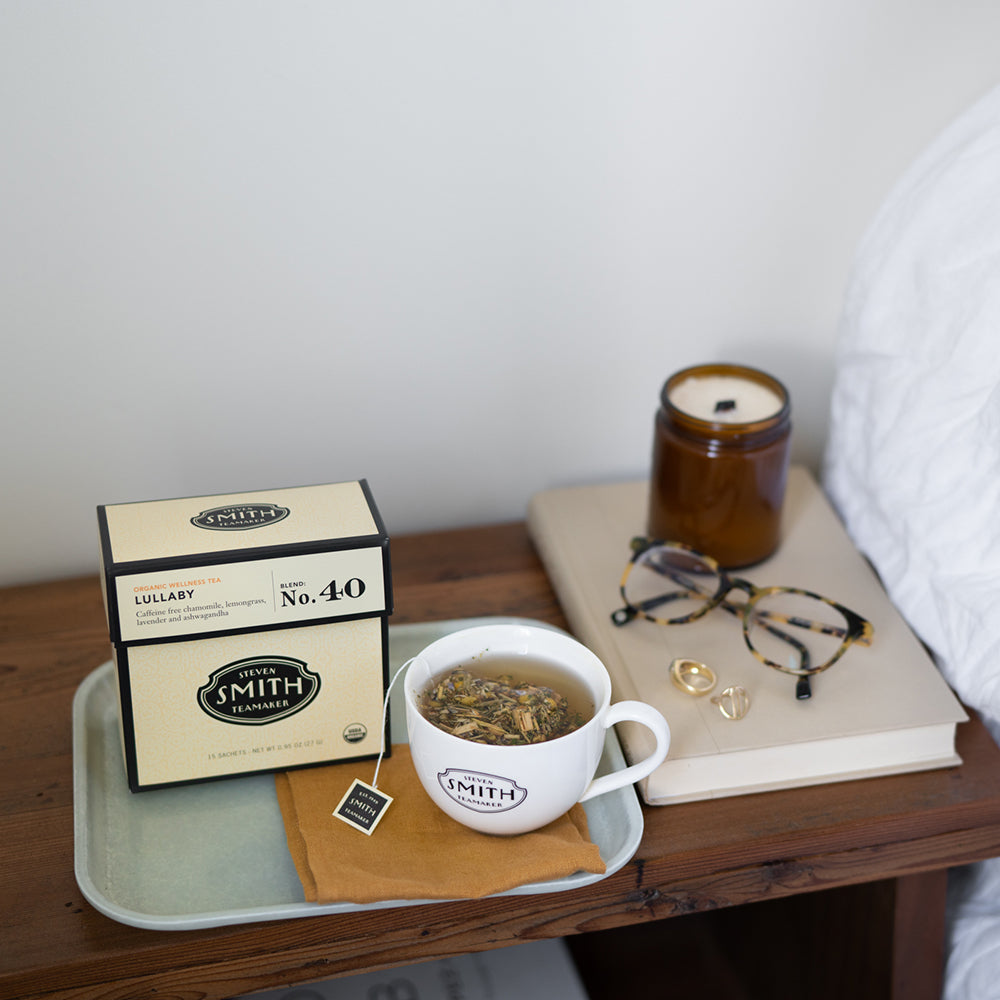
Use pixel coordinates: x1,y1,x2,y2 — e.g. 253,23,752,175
370,657,418,790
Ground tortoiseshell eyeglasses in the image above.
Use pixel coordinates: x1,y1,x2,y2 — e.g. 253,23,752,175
610,538,874,700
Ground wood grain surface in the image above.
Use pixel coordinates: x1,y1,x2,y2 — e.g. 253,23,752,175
3,522,1000,1000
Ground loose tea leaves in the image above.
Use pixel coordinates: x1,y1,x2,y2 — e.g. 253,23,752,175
417,668,586,745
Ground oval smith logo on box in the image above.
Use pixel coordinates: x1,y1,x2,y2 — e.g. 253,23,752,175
190,502,290,530
197,655,320,725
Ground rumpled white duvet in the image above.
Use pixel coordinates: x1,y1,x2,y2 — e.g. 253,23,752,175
823,83,1000,1000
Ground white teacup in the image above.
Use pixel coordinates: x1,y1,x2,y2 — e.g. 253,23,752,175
403,624,670,835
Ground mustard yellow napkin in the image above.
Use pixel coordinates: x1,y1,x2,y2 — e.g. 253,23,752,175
275,745,606,904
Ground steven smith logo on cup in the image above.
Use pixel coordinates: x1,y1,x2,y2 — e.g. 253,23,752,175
437,769,527,813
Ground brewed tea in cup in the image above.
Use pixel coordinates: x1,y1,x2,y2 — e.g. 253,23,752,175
403,624,670,835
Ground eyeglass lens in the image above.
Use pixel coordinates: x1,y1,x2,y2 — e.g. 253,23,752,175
746,591,849,673
627,546,722,621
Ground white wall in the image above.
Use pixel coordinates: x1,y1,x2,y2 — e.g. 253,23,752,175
2,1,998,587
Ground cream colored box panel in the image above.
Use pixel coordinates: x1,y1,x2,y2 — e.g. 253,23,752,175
115,547,387,643
102,481,379,563
122,618,385,788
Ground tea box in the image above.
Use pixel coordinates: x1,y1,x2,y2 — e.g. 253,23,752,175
97,480,392,791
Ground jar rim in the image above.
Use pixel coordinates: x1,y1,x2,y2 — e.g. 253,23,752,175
661,363,790,434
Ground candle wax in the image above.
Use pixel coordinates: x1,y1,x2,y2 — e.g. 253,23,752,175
668,374,784,423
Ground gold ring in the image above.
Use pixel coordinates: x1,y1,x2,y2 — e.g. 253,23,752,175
669,658,717,696
712,685,750,720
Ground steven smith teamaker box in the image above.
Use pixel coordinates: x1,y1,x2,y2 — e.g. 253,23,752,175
97,480,392,792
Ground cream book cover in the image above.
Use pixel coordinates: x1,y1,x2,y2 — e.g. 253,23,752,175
527,467,967,805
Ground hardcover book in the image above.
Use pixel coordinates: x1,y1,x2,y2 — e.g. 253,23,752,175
527,466,967,805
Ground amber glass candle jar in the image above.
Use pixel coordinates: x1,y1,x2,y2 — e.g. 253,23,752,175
646,363,791,568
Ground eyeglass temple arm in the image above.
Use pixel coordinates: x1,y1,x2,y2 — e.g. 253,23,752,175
751,606,874,646
611,590,690,626
854,617,875,647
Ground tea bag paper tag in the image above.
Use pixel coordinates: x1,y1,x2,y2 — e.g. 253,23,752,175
334,778,393,835
332,657,413,835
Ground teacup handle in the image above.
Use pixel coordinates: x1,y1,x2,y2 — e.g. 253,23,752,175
578,701,671,803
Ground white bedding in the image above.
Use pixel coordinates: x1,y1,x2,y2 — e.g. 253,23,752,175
823,83,1000,1000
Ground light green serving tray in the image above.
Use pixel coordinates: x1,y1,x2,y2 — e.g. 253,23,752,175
73,617,644,930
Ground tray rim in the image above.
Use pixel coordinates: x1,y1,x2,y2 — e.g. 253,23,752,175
73,616,645,930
